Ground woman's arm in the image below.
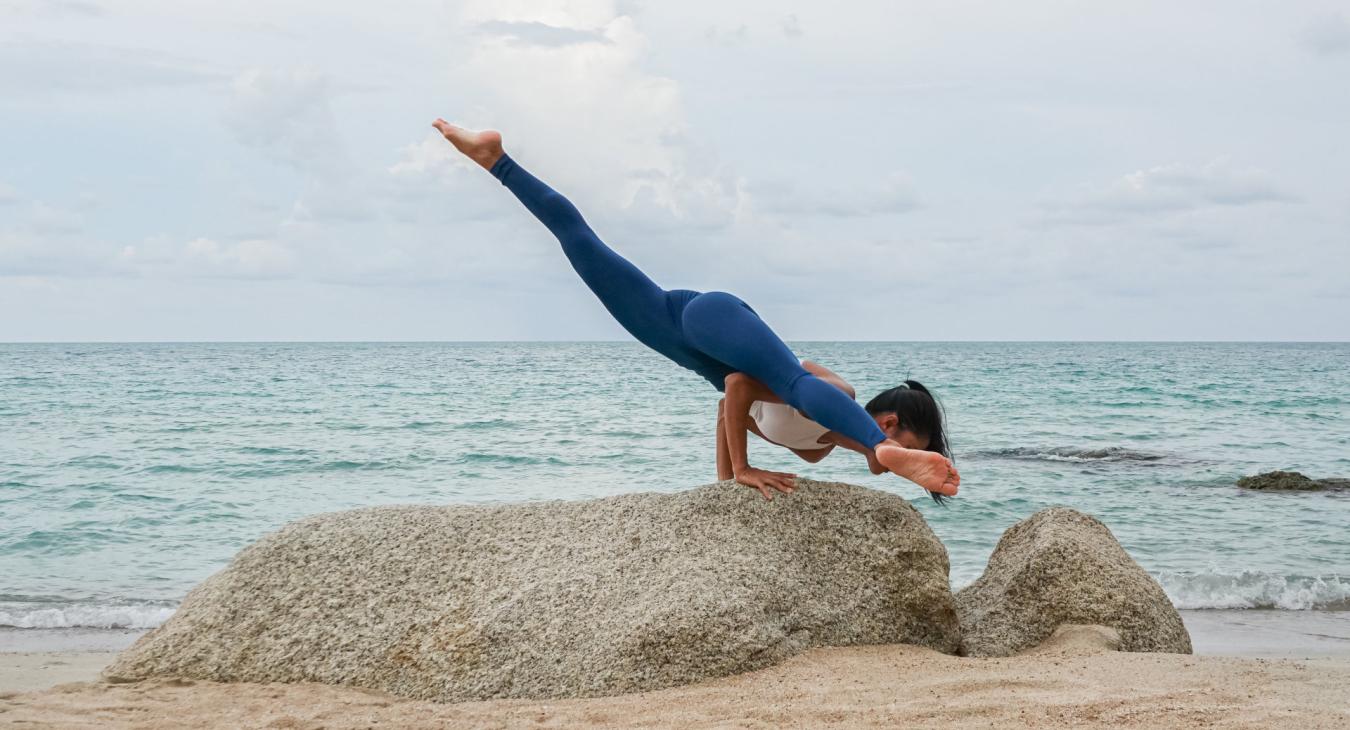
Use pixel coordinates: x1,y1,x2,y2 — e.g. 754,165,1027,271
721,395,825,474
723,372,798,499
788,444,835,463
799,361,884,470
716,399,733,480
782,361,849,463
824,432,889,474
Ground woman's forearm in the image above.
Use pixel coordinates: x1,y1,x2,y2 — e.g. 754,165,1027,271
723,381,757,474
827,431,890,475
716,399,733,480
829,431,873,456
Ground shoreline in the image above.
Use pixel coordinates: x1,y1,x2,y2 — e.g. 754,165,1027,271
3,643,1347,729
6,608,1348,661
3,610,1349,727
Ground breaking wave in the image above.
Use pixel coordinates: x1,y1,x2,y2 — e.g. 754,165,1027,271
0,599,177,629
1157,571,1350,610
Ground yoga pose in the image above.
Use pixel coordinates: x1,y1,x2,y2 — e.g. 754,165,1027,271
433,120,959,502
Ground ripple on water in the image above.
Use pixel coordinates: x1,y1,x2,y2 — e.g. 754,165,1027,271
234,446,315,456
454,418,515,430
139,464,206,475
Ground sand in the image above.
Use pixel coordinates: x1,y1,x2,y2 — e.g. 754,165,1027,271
3,642,1349,729
0,652,119,694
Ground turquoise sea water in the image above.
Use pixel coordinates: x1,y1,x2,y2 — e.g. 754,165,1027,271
2,342,1348,631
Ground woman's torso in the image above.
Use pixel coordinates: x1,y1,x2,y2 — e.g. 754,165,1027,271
749,401,831,450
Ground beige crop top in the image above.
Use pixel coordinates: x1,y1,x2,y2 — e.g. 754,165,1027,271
748,400,831,450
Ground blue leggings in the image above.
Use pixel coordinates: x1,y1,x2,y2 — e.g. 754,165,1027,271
492,154,888,450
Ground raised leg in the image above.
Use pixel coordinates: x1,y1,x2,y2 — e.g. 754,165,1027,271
434,121,730,385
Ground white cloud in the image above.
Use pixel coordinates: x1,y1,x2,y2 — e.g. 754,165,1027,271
474,20,611,47
704,24,750,46
449,1,742,233
225,67,340,171
3,0,1348,340
1299,12,1350,55
0,229,107,276
0,227,300,281
0,194,86,236
0,0,103,17
1037,159,1294,227
180,237,298,277
748,173,919,219
388,134,478,179
28,201,84,235
111,235,299,279
0,40,220,96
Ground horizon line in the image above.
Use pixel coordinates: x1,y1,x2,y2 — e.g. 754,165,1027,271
3,339,1348,345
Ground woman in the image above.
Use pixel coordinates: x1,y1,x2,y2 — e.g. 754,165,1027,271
433,119,959,502
718,377,956,503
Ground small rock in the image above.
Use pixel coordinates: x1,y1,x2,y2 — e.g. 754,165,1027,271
1236,470,1350,491
955,508,1191,657
1019,624,1121,656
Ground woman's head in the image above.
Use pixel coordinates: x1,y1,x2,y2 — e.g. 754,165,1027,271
865,380,953,503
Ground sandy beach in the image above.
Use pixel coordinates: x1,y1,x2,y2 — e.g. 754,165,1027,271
3,637,1349,729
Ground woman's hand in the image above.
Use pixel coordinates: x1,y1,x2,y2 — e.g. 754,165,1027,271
865,450,888,475
734,466,798,501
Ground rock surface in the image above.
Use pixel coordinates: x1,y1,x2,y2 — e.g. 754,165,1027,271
1236,470,1350,491
954,508,1191,657
1019,624,1122,656
105,479,960,702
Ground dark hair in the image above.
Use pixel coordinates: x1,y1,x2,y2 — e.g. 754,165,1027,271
864,380,953,504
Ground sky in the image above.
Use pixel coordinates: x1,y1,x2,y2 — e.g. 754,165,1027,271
1,0,1347,341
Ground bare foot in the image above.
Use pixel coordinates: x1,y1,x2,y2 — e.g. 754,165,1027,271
875,441,960,496
431,118,504,172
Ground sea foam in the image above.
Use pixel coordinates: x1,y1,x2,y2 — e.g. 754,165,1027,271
0,600,177,629
1157,571,1350,611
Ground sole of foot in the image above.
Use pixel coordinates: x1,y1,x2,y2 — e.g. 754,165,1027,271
875,443,960,496
432,119,503,172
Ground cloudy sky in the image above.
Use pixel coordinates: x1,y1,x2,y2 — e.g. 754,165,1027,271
1,0,1347,341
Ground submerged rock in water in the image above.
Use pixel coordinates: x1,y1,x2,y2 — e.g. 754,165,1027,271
104,479,959,702
954,508,1191,657
1236,470,1350,491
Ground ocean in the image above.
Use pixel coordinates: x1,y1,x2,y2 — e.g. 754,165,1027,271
2,342,1348,645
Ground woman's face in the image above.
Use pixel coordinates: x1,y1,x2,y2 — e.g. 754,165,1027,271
894,428,930,451
874,413,931,450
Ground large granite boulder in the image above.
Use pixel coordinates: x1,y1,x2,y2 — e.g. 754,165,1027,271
105,479,959,701
1237,470,1350,491
954,508,1190,657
